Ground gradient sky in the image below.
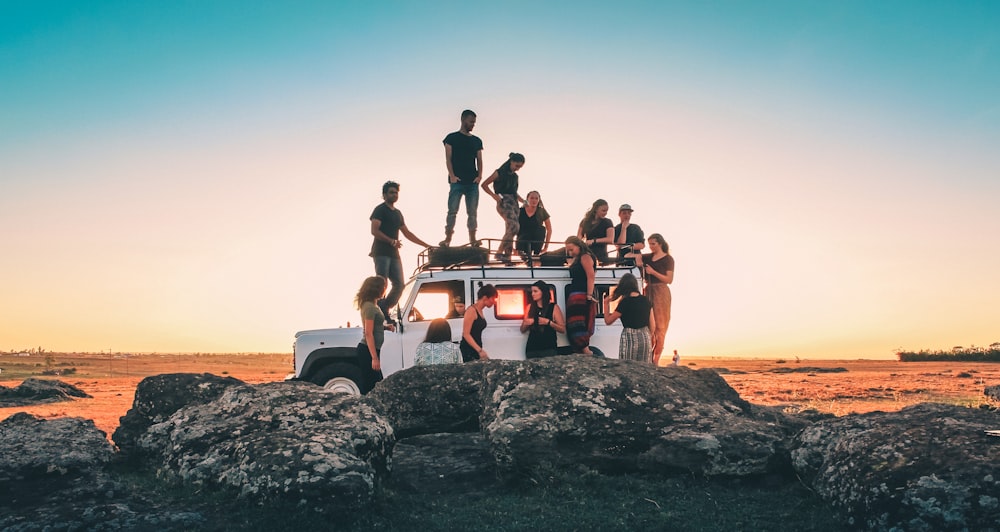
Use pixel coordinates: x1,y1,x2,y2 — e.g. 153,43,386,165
2,1,998,357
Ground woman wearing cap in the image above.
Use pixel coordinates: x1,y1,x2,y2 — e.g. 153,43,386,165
520,280,565,359
460,284,498,362
577,199,615,264
603,273,655,363
635,233,674,365
564,236,597,354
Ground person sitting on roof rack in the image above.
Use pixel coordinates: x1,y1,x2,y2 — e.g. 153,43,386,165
577,199,615,265
516,190,552,261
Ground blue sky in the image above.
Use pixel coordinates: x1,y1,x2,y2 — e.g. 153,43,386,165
2,1,998,356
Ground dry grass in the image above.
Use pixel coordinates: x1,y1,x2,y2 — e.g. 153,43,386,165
2,353,998,437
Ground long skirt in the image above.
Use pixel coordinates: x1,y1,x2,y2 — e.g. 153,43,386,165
566,290,596,352
619,326,652,363
645,283,672,355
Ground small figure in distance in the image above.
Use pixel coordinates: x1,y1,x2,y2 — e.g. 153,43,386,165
577,199,615,265
634,233,675,365
446,296,466,319
481,152,525,263
521,280,566,359
614,203,644,266
603,273,655,363
460,284,498,362
415,318,461,365
516,190,552,262
564,236,598,355
441,109,484,247
355,275,389,392
370,181,432,319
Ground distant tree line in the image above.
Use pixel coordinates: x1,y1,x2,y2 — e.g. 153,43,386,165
896,343,1000,362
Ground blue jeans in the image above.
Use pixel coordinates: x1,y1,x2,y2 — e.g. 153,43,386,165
373,254,404,312
445,182,479,235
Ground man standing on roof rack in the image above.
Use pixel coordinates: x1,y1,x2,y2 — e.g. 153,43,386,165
440,109,484,247
370,181,431,319
614,203,645,266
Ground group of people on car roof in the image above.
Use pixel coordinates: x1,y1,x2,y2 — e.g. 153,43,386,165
355,110,676,389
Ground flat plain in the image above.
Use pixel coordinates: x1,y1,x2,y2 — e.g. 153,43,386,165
2,352,998,437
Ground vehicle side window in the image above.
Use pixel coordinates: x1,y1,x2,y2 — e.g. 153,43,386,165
494,286,529,319
409,280,465,322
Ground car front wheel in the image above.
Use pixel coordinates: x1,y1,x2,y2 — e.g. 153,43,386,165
311,362,366,395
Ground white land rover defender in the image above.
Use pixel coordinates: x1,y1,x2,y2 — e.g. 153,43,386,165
292,240,642,394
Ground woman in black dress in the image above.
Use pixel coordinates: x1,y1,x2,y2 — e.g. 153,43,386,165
460,284,498,362
520,280,565,359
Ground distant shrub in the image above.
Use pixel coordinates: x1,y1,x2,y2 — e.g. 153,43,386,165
897,344,1000,362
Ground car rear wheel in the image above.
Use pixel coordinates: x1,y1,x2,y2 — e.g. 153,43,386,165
311,363,366,395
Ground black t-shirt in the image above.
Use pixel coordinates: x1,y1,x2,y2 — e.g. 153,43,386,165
443,131,483,183
369,203,403,258
614,224,644,246
493,166,518,195
616,294,651,329
518,206,550,240
583,218,614,263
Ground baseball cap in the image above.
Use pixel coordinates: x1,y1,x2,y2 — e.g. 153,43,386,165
618,204,634,212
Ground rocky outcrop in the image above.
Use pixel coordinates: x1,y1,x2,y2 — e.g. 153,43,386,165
476,356,808,477
134,381,394,512
792,403,1000,531
985,384,1000,402
366,362,486,437
0,378,91,407
391,433,499,494
113,372,246,457
0,413,113,498
0,414,204,531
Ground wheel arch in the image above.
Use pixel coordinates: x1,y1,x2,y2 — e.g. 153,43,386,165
300,346,359,382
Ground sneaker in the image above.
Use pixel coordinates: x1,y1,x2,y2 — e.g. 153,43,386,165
438,239,451,247
495,253,510,263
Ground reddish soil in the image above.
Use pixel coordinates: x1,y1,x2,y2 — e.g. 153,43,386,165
2,353,998,437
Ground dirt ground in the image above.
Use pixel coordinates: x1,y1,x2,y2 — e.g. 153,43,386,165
2,353,998,437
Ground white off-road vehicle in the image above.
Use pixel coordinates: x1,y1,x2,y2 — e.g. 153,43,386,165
292,240,642,394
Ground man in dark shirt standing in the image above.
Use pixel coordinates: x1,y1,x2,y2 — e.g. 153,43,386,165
614,203,645,266
440,109,484,247
371,181,431,318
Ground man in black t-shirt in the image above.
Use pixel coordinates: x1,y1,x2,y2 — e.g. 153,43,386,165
440,109,484,247
370,181,431,316
614,203,645,266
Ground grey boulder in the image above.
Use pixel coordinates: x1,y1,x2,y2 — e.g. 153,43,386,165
792,403,1000,531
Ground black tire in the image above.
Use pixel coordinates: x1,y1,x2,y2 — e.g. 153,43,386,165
590,346,606,358
311,362,366,395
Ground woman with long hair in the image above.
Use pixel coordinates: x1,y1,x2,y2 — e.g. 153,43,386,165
516,190,552,259
481,153,525,262
414,318,460,365
564,236,597,354
520,280,566,359
577,199,615,264
603,273,655,363
635,233,674,365
460,284,499,362
355,275,389,391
